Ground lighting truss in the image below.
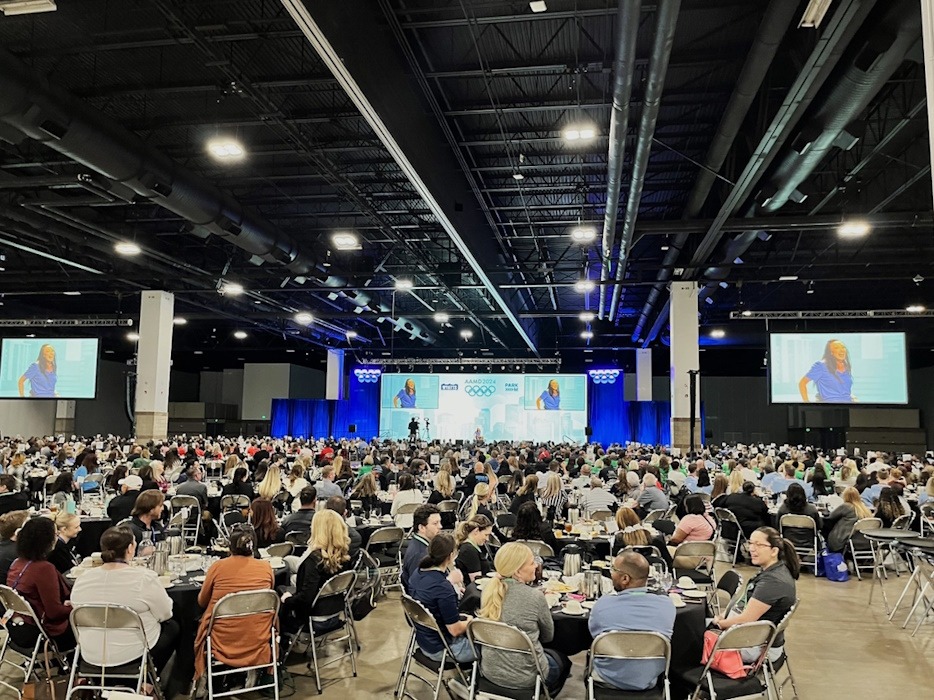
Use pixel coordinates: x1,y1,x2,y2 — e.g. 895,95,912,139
729,310,934,320
365,357,561,368
0,318,135,326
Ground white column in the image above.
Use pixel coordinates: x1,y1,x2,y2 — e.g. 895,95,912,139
669,282,700,451
636,348,653,401
921,0,934,204
134,291,174,441
326,349,345,400
54,400,76,436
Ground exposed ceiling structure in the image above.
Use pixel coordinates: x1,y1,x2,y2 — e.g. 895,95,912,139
0,0,931,375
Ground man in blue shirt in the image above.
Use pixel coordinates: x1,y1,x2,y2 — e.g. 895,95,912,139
588,551,675,692
401,504,442,592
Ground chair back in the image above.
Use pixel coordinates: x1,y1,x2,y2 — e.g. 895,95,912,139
779,514,816,531
311,570,356,620
587,630,670,687
366,526,404,549
286,531,308,545
773,599,799,637
672,541,716,560
891,513,914,531
70,604,150,666
714,508,740,527
713,570,745,616
401,594,443,635
220,494,250,511
851,517,882,535
590,509,613,523
643,508,666,524
437,500,460,513
265,542,294,558
395,502,420,516
704,621,775,674
513,539,554,558
0,584,42,625
467,619,549,686
207,589,279,635
170,494,200,511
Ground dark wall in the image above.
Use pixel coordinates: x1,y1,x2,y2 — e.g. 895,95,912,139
908,366,934,441
169,370,200,402
289,365,326,398
74,359,132,437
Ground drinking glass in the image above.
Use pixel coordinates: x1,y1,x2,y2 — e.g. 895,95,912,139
659,571,673,593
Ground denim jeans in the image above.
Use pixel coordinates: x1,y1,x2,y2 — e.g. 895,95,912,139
422,635,476,664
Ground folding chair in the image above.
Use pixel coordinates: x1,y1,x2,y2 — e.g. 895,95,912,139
219,494,250,512
643,509,667,525
585,630,671,700
286,531,309,546
397,595,470,700
200,590,279,700
620,545,669,574
395,502,420,530
779,515,819,576
590,510,614,524
0,585,71,700
512,539,554,558
81,474,105,498
495,513,516,539
265,542,294,559
714,508,747,565
364,526,405,590
847,517,882,581
919,504,934,537
66,604,162,700
170,495,201,547
766,601,800,700
712,570,745,618
283,570,357,694
891,512,914,531
663,504,678,520
466,618,553,700
677,621,776,700
672,541,717,589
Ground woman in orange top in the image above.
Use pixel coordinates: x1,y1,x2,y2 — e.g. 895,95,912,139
194,526,276,679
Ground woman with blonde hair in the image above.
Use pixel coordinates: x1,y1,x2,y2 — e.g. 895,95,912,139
824,486,872,552
280,509,351,634
919,475,934,505
478,543,571,695
284,462,309,511
349,471,380,514
454,514,493,581
256,463,282,500
509,473,538,514
483,462,499,493
48,511,81,574
727,469,745,495
428,470,455,503
466,482,494,521
539,472,568,520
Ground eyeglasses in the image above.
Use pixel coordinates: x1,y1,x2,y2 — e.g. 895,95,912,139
747,541,772,550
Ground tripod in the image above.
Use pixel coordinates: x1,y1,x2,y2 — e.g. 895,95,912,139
424,418,431,441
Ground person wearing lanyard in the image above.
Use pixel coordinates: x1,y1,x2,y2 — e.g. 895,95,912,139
125,490,166,555
588,551,676,692
48,511,82,574
454,515,493,582
400,505,442,593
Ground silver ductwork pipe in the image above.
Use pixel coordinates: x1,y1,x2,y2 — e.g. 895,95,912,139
598,0,642,320
630,0,800,342
607,0,681,323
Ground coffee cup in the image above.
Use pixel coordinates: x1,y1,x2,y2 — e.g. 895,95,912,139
677,575,696,589
564,599,584,615
158,576,173,587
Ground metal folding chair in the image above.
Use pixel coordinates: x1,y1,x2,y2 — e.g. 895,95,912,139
779,514,820,576
512,539,554,558
365,526,405,590
397,595,470,700
585,630,671,700
466,618,553,700
679,621,776,700
919,504,934,537
672,541,717,588
219,494,250,512
643,509,667,525
714,508,748,565
847,517,882,581
169,495,201,547
712,570,745,618
265,542,294,559
66,604,162,700
766,601,800,700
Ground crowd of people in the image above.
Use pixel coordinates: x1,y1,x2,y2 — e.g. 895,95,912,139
0,432,928,696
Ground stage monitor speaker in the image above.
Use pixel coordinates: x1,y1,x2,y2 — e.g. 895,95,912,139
585,426,593,437
348,423,357,434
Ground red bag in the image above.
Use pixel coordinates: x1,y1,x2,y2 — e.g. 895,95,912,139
701,630,748,679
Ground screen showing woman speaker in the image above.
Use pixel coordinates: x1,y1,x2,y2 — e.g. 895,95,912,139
769,332,907,404
0,338,100,399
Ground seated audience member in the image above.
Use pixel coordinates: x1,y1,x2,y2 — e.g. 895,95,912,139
668,495,717,547
71,526,179,672
284,462,309,512
636,474,669,514
137,464,160,493
176,465,209,509
612,507,672,566
509,474,538,514
48,471,77,511
281,486,316,536
454,515,493,582
539,472,569,522
257,463,283,501
918,475,934,506
511,501,559,554
776,483,822,549
874,486,907,528
194,527,274,681
824,487,872,552
718,482,771,537
391,473,425,530
279,509,353,634
221,467,256,502
326,496,362,559
409,533,476,663
314,465,344,500
0,510,29,582
249,498,285,549
108,474,143,525
0,475,29,515
6,517,76,651
465,483,495,523
125,489,167,550
349,472,381,514
589,551,676,692
48,511,82,574
580,477,618,514
478,542,571,695
712,527,799,663
401,505,442,593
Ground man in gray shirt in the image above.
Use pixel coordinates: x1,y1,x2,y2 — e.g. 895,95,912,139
589,551,676,691
314,465,343,499
176,465,208,509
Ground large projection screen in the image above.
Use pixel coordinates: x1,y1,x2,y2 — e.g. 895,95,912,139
0,338,100,399
769,332,907,405
378,373,588,442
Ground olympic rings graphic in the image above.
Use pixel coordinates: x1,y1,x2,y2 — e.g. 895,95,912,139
464,385,496,397
588,369,620,384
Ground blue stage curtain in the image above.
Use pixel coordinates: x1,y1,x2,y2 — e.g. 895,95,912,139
270,399,331,438
588,375,702,445
272,371,380,440
588,375,625,445
270,399,291,438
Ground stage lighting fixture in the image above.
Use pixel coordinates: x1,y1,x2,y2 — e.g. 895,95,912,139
394,279,413,290
837,220,870,238
580,330,594,340
579,311,595,322
294,312,314,325
206,137,245,161
126,332,140,341
741,310,752,317
434,312,450,323
114,241,141,256
907,305,926,313
234,330,248,339
574,279,595,293
570,226,597,243
710,329,726,339
331,232,360,250
220,281,244,296
460,329,473,339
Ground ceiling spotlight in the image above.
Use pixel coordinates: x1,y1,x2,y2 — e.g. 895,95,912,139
126,332,140,341
63,291,81,296
906,304,926,313
331,231,360,250
345,330,358,339
394,279,413,291
799,0,834,28
233,330,248,339
778,275,798,281
206,137,245,161
710,329,726,339
512,172,525,181
114,241,141,256
460,329,474,339
741,310,752,317
574,279,596,293
806,282,814,295
563,128,580,141
660,245,670,251
837,220,870,238
912,274,924,284
220,281,244,296
173,317,187,325
433,312,450,323
529,1,547,13
570,226,597,243
580,330,594,340
578,127,596,140
579,311,595,322
294,312,314,325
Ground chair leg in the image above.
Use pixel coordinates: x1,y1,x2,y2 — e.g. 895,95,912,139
308,629,322,694
395,632,415,697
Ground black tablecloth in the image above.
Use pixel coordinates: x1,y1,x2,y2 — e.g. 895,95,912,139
459,582,705,669
553,535,612,560
74,518,112,557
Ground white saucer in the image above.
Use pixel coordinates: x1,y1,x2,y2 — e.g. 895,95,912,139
682,590,707,599
668,595,686,608
561,606,585,616
581,601,596,610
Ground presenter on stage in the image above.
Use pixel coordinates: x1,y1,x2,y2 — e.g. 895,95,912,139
393,378,417,408
408,416,420,441
18,344,58,397
798,339,855,403
536,379,561,410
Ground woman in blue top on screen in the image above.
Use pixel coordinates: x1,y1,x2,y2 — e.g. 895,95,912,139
536,379,560,410
393,378,417,408
17,344,57,397
797,339,854,403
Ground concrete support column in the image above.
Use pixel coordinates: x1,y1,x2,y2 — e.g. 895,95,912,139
921,0,934,205
54,400,75,436
326,349,345,400
134,291,174,441
669,282,700,451
636,348,653,401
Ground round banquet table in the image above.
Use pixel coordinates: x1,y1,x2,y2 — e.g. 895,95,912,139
863,528,912,541
74,517,112,557
459,582,705,673
553,534,613,560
